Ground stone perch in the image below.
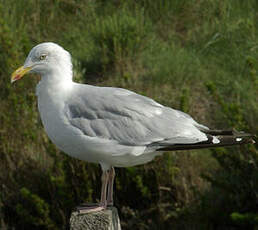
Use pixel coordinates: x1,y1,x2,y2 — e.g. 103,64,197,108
70,207,121,230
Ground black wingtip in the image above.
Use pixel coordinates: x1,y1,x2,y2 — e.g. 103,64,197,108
156,130,255,152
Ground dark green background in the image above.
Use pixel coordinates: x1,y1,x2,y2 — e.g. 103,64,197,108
0,0,257,229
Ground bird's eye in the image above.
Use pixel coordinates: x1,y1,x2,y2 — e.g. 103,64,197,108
39,54,47,60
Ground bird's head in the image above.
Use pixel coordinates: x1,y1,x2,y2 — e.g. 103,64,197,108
11,42,72,83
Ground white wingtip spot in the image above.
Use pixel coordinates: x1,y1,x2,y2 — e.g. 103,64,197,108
212,136,220,144
236,137,242,142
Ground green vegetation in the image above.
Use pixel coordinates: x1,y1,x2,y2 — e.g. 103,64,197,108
0,0,257,229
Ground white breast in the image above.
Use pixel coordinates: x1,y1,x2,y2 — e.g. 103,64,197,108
36,81,80,151
35,80,162,168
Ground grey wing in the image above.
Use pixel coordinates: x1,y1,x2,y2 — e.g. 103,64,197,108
64,84,209,149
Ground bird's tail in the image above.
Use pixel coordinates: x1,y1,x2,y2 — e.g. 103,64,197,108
157,129,255,151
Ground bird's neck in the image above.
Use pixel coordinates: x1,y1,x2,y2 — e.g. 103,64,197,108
43,64,73,82
36,67,74,99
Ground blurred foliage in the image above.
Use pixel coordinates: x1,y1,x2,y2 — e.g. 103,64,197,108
0,0,257,229
90,6,153,75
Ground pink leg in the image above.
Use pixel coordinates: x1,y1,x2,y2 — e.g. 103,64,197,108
99,170,109,207
77,170,109,213
107,167,115,206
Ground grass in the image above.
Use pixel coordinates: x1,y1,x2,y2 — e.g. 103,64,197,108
0,0,257,229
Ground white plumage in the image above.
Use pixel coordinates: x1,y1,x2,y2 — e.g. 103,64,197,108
11,42,222,212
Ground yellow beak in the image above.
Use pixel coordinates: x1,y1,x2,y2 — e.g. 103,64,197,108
11,66,32,83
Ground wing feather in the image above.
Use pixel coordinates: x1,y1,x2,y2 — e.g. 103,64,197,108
64,84,208,147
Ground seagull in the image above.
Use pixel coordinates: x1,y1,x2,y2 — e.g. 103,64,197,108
11,42,254,213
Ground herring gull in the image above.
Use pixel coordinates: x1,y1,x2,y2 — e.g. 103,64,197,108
11,42,254,212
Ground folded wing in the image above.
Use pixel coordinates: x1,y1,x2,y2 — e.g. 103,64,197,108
64,84,209,150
